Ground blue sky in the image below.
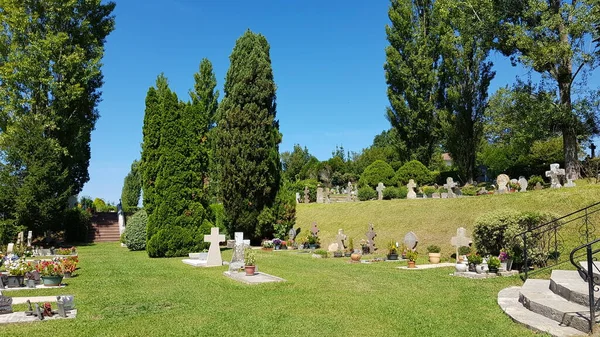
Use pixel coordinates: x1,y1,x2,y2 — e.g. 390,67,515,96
81,0,599,203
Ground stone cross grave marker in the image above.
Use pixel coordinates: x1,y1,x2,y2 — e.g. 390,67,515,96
535,182,543,190
545,163,565,188
444,177,457,198
57,295,75,311
288,227,297,242
304,186,310,203
0,295,13,314
565,178,576,187
229,232,250,272
407,179,417,199
204,227,226,267
56,296,66,318
376,182,386,201
518,176,528,192
6,243,14,254
404,231,419,251
450,227,472,263
311,222,319,237
336,229,347,251
316,184,324,204
366,224,377,254
347,182,353,201
496,174,509,193
27,231,32,247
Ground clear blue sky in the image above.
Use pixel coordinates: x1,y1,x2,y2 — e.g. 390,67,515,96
80,0,599,203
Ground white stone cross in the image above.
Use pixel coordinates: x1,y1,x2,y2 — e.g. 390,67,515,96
444,177,457,198
376,182,386,200
545,163,565,188
336,229,347,250
204,227,226,267
407,179,417,199
450,227,471,262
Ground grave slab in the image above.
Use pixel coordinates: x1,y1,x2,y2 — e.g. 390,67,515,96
223,271,285,285
10,296,58,305
397,262,455,270
1,284,66,291
0,309,77,324
181,259,215,267
452,271,497,279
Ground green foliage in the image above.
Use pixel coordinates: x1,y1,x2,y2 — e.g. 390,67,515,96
244,248,256,266
383,186,401,200
422,186,436,196
426,245,441,253
358,186,377,201
63,208,91,243
121,160,142,213
467,254,483,265
147,224,210,258
405,250,418,262
125,210,148,251
395,160,434,186
209,203,227,236
458,246,471,255
215,30,281,243
255,180,297,240
281,145,318,181
292,179,319,202
460,185,478,197
528,176,544,189
314,249,328,258
359,160,396,188
488,256,501,269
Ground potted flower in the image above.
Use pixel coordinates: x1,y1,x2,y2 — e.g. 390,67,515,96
458,246,471,263
427,245,441,264
6,259,32,288
261,240,274,251
273,238,282,250
36,260,64,286
345,238,354,257
488,256,501,274
387,240,399,260
405,250,418,268
499,249,512,271
307,235,318,250
281,241,288,250
61,256,78,278
467,254,483,273
244,249,256,276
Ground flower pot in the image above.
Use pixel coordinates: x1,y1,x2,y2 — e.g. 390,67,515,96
455,263,468,272
428,253,441,264
350,253,362,262
505,259,513,271
27,279,36,288
407,261,416,268
245,265,256,276
63,272,72,278
387,253,399,260
7,275,24,288
42,275,63,286
475,264,487,274
274,245,281,250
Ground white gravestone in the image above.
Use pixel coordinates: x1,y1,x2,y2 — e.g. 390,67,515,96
336,229,347,251
16,232,23,246
407,179,417,199
518,176,528,192
450,227,472,262
27,231,32,247
229,232,250,272
6,243,14,254
376,182,386,201
295,192,301,204
565,178,576,188
316,185,324,204
545,163,565,188
205,227,226,267
347,182,353,201
444,177,457,198
496,174,509,193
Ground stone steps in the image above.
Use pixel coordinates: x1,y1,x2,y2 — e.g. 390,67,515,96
499,268,599,336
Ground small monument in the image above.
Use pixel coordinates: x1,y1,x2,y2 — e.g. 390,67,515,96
450,227,472,262
496,174,510,193
534,182,543,190
316,184,324,204
376,182,386,201
6,243,14,254
347,182,353,201
295,192,301,204
288,227,297,243
444,177,457,198
366,224,377,254
407,179,417,199
325,187,331,204
16,232,23,246
403,231,419,251
229,232,251,272
304,186,310,203
518,176,528,192
545,163,565,188
565,177,576,188
27,231,32,247
336,229,347,251
0,295,13,314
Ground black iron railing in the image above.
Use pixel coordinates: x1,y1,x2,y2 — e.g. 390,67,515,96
570,238,600,332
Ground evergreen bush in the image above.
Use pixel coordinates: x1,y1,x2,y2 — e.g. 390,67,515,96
63,208,91,243
359,160,396,188
395,160,434,186
125,210,148,251
358,186,377,201
528,175,544,189
383,186,400,200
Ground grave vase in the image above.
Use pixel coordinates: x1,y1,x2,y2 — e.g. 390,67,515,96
428,253,441,264
27,279,36,288
7,275,24,288
41,275,63,286
274,244,281,250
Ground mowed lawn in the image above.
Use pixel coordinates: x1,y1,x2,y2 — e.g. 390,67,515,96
1,243,540,337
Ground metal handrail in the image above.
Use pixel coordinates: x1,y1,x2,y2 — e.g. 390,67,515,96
569,238,600,332
514,201,600,238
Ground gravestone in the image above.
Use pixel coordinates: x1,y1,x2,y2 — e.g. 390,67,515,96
518,176,528,192
311,222,319,237
496,174,510,194
450,227,472,262
325,187,331,204
444,177,457,198
27,231,32,247
6,243,14,254
545,163,565,188
432,193,441,199
347,182,353,201
478,187,487,195
565,178,576,188
288,228,297,242
534,182,543,190
376,182,386,201
336,229,347,251
441,193,448,199
316,185,324,204
304,186,310,203
56,297,66,318
57,295,75,311
366,224,377,254
407,179,417,199
16,232,23,246
204,227,226,267
229,232,250,272
404,231,418,251
295,193,301,204
0,295,12,314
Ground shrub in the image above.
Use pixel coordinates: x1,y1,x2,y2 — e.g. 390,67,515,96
292,179,319,202
125,210,148,251
63,208,91,243
467,254,483,265
146,225,205,258
395,160,434,186
460,185,478,196
359,160,396,188
422,186,436,196
436,170,460,185
458,246,471,255
488,256,501,269
427,245,441,253
397,186,408,199
358,186,377,201
314,249,328,258
383,186,400,200
528,175,544,189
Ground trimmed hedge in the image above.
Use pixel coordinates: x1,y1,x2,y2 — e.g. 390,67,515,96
383,186,400,200
63,208,91,243
359,160,396,188
125,210,148,251
358,186,377,201
395,160,434,186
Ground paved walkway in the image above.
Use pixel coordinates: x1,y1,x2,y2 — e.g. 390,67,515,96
397,262,455,270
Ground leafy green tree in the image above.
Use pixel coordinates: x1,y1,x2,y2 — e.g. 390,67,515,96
395,160,434,186
281,145,316,181
493,0,600,179
215,30,282,242
385,0,442,166
0,0,115,240
121,160,141,212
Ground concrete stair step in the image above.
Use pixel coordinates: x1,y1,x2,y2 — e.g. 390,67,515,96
519,279,594,333
550,270,600,307
498,287,586,337
579,261,600,273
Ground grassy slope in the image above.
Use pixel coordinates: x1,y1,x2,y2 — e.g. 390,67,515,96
297,181,600,257
1,243,538,337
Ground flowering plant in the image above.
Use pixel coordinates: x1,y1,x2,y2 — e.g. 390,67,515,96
55,247,77,255
61,256,78,273
262,240,273,248
36,260,63,277
272,238,282,246
499,249,510,262
281,241,287,247
7,259,33,276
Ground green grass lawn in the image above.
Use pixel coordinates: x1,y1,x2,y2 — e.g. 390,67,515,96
1,243,542,337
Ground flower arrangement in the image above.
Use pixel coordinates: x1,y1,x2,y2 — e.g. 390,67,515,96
7,259,33,276
36,260,63,277
244,249,256,266
405,250,418,262
272,238,282,246
261,240,274,248
281,241,287,247
61,257,78,273
499,249,510,262
55,247,77,255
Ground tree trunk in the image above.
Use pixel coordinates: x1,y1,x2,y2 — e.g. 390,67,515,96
562,125,579,180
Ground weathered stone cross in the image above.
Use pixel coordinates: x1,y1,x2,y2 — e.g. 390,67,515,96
450,227,471,263
204,227,226,267
366,224,377,254
444,177,457,198
311,222,319,237
376,182,386,200
304,186,310,203
336,229,347,250
407,179,417,199
545,163,565,188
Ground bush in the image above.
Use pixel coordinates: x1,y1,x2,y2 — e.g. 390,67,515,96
460,185,478,196
397,186,408,199
358,186,377,201
63,208,91,243
422,186,436,196
528,175,544,189
436,170,460,185
458,246,471,255
292,179,319,202
147,226,199,258
125,210,148,251
427,245,441,253
383,186,400,200
359,160,396,188
395,160,434,186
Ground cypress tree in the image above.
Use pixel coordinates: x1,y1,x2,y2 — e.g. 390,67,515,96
140,81,162,217
121,159,141,212
216,30,282,242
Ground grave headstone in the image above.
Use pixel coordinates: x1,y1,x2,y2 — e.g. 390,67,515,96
407,179,417,199
56,297,66,318
204,227,226,267
0,295,13,314
288,228,297,242
229,232,250,272
325,187,331,204
57,295,75,311
336,229,347,251
432,193,441,199
441,193,448,199
27,231,32,247
478,187,487,195
450,227,472,262
304,186,310,203
545,163,565,188
496,174,510,193
6,243,14,254
347,182,353,201
510,178,518,185
311,222,319,237
366,224,377,254
403,231,418,251
444,177,457,198
295,192,301,204
376,182,386,201
518,176,528,192
16,232,23,246
534,182,543,190
565,178,576,188
34,303,43,320
316,185,324,204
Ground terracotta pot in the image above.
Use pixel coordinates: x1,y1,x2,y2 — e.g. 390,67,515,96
428,253,441,264
408,261,416,268
245,265,256,276
350,253,362,262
